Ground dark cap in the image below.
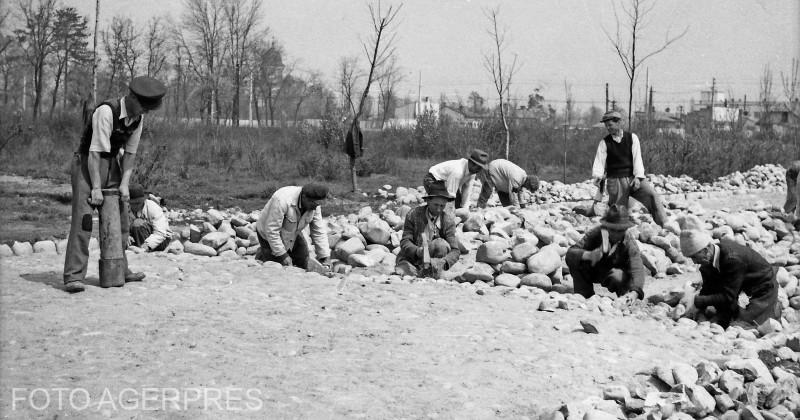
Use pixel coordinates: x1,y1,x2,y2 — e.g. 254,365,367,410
601,110,622,122
129,76,166,110
424,182,454,201
468,149,489,170
301,184,329,200
600,204,635,231
129,183,146,203
523,175,539,192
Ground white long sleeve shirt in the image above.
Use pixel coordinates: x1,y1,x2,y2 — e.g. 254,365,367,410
591,130,645,179
428,158,475,208
255,186,330,259
134,199,172,249
88,98,143,154
477,159,527,207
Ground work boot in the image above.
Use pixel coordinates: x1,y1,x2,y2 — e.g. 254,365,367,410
124,271,146,282
64,281,86,293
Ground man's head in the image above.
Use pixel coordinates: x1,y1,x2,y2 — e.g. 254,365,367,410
522,175,540,192
300,184,329,211
467,149,489,174
424,182,454,217
126,76,167,117
600,204,634,243
129,183,146,213
601,110,623,136
680,229,714,265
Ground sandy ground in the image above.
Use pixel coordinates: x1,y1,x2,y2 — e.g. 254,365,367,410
0,188,788,419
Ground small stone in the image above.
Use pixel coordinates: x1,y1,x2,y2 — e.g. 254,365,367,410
32,240,57,254
602,384,629,403
740,406,764,420
0,244,12,257
11,241,33,256
183,242,217,257
494,273,521,288
580,320,599,334
672,362,699,385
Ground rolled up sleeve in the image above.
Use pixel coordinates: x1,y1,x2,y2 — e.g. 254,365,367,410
88,105,114,153
143,200,171,249
309,207,330,259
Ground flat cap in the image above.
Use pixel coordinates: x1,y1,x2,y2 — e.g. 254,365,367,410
600,110,622,122
129,183,146,202
129,76,166,109
301,184,329,200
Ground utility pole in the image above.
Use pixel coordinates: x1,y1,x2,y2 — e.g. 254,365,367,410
605,83,609,112
710,77,716,128
92,0,99,105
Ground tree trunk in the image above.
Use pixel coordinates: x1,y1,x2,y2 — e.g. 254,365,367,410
231,63,240,126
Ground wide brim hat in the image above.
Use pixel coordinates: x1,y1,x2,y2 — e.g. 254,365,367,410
129,76,166,110
468,149,490,170
600,110,622,122
600,204,635,231
424,182,454,201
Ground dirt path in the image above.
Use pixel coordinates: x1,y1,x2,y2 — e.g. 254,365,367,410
0,250,730,419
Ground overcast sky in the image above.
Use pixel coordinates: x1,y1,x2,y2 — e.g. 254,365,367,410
63,0,799,113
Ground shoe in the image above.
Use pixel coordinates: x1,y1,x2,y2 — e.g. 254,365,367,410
64,281,86,293
125,271,146,282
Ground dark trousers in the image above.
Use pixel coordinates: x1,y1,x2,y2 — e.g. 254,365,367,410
699,275,781,328
497,191,512,207
129,219,169,251
606,177,667,227
255,232,310,269
63,153,132,284
565,249,630,298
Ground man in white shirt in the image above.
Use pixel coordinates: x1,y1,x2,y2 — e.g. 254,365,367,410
591,110,666,227
128,184,172,252
423,149,489,210
476,159,539,208
63,76,166,293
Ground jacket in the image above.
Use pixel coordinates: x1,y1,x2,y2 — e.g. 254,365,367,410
397,205,460,269
255,186,330,260
569,226,646,298
694,239,777,310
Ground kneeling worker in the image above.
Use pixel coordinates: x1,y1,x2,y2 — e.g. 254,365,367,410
680,227,781,328
395,183,460,279
128,184,172,251
565,205,645,303
476,158,539,208
255,184,330,269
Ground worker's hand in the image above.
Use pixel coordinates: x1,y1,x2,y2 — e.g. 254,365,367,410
630,177,642,191
119,184,130,202
584,248,604,266
416,247,425,259
592,177,603,186
280,255,293,267
128,237,135,246
318,256,331,269
615,291,639,307
88,188,104,207
684,303,698,320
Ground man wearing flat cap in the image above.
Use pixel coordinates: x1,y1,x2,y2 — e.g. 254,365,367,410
476,159,539,209
679,226,781,328
63,76,166,293
565,204,646,304
591,110,667,227
128,183,172,252
395,182,461,279
255,184,331,270
424,148,490,210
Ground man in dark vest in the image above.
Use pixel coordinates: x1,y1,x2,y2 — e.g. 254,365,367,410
591,110,667,227
63,76,166,293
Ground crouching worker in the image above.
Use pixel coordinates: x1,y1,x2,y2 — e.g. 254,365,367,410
680,228,781,329
565,205,645,303
476,159,539,209
255,184,330,269
783,160,800,226
128,184,172,251
395,183,460,279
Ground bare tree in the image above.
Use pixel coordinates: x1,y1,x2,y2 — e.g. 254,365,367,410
252,39,286,126
338,55,361,116
760,63,773,131
49,6,89,115
143,17,168,78
14,0,57,118
604,0,687,127
781,58,798,118
482,6,519,159
345,1,401,192
290,70,320,125
102,17,140,96
377,55,401,128
223,0,261,126
178,0,227,123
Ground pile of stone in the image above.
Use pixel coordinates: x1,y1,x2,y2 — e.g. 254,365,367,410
543,327,800,420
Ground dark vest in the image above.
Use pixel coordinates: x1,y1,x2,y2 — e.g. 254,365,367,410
78,99,142,156
603,131,634,178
